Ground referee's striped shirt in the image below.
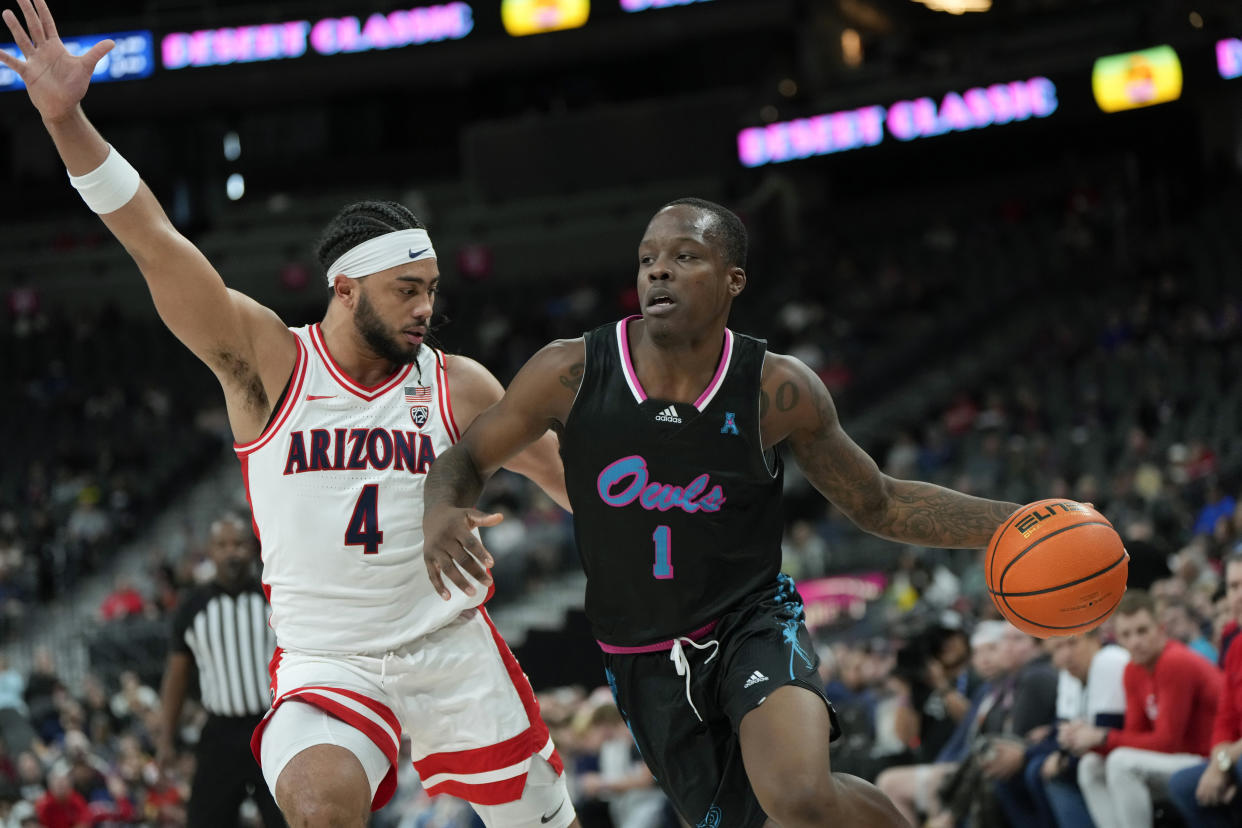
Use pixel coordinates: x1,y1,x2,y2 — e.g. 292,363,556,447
171,581,275,717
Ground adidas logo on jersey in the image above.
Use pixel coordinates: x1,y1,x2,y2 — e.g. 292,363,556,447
743,670,768,689
654,405,682,424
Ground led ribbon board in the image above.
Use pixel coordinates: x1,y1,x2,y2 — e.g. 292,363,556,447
162,3,473,70
738,77,1058,168
1,30,153,91
1091,45,1182,113
501,0,590,36
1220,38,1242,80
621,0,714,11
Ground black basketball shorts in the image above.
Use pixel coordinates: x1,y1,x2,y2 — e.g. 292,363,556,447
600,575,841,828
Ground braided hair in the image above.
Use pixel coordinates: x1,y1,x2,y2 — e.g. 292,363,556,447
314,201,427,287
661,197,747,270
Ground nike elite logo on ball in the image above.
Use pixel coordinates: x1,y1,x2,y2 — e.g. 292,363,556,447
408,247,430,258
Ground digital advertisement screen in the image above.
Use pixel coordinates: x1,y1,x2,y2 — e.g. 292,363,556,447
1,30,154,91
1091,45,1183,113
796,574,887,630
1220,38,1242,80
621,0,714,11
501,0,590,36
737,77,1058,167
162,4,474,70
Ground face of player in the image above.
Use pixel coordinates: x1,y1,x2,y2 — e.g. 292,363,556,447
352,258,438,365
1114,608,1165,666
209,519,256,589
636,206,743,341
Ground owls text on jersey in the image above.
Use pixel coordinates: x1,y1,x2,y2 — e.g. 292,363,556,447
236,324,486,656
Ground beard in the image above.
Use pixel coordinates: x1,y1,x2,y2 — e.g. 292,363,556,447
355,288,420,365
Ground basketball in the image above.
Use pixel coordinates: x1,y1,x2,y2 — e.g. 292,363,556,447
986,499,1129,638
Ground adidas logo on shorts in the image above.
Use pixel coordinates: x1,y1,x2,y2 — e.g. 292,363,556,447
654,405,682,424
743,670,768,689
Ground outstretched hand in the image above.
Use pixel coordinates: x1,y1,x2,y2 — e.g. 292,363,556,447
423,507,501,600
0,0,113,122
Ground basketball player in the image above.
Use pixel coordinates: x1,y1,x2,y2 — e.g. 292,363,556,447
424,198,1024,827
1,3,578,826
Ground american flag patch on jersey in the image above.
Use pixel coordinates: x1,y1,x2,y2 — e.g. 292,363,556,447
404,386,432,405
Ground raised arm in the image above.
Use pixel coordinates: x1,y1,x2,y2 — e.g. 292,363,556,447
443,353,569,511
2,0,295,442
423,339,583,599
760,353,1018,548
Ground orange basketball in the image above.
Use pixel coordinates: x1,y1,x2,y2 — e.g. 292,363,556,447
986,499,1129,638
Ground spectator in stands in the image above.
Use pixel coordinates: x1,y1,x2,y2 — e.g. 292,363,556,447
1066,590,1222,828
108,672,157,732
77,675,116,749
1194,478,1236,537
47,731,108,804
97,575,146,622
876,620,1008,826
1035,629,1128,828
33,769,88,828
22,648,64,744
0,658,25,715
1161,596,1218,663
890,623,974,764
574,700,668,828
1169,551,1242,826
949,626,1058,828
14,753,43,804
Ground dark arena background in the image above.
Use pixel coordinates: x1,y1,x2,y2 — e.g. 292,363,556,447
2,0,1242,825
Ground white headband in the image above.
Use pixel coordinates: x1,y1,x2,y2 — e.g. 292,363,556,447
326,228,437,285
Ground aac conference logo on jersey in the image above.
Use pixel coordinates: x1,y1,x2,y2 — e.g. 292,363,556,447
501,0,590,37
1091,45,1183,113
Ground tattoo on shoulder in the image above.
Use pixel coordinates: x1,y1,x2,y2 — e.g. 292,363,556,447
775,381,800,412
559,361,584,392
759,389,770,418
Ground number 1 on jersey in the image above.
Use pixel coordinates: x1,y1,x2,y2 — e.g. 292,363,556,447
652,525,674,579
346,484,384,554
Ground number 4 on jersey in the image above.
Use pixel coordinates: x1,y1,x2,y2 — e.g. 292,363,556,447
346,484,384,554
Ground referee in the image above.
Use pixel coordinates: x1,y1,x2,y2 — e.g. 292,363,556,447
157,513,285,827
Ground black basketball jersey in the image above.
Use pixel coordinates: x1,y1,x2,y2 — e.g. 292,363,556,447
560,316,785,646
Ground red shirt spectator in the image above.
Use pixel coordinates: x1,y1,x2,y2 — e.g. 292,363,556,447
1213,613,1242,749
1105,638,1222,755
35,774,90,828
99,578,145,622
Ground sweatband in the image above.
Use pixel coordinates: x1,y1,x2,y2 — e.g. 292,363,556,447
326,228,437,285
67,145,141,214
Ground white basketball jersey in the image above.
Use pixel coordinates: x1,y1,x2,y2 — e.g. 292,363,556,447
237,324,483,655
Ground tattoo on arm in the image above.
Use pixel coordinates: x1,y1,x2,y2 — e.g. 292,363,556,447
759,390,770,419
775,381,799,411
558,361,584,392
872,483,1020,549
792,379,1018,548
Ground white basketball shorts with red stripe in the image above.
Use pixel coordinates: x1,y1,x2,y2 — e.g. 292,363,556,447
251,607,565,811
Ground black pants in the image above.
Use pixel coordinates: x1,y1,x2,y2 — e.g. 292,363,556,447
188,714,285,828
602,576,839,828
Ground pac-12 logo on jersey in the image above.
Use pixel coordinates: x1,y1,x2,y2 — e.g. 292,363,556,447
410,406,429,428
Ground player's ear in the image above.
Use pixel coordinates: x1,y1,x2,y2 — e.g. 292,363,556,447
727,267,746,298
332,274,357,306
